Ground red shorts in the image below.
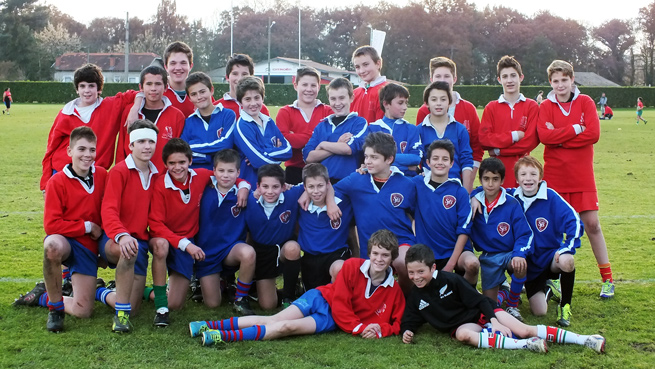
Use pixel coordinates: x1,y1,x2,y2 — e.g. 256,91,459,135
559,191,599,212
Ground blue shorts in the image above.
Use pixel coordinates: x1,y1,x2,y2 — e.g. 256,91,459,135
52,236,98,277
98,233,149,277
195,241,240,279
292,289,336,334
168,245,194,280
479,251,514,291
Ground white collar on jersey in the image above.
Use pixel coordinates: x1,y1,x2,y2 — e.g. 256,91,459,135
307,196,342,214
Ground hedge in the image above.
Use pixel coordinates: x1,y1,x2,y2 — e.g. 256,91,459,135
0,81,651,108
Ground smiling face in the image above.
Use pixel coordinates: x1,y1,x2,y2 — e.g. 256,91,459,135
383,95,408,120
430,66,456,91
304,176,328,207
165,52,192,89
549,71,575,102
498,67,523,96
227,64,251,96
516,164,541,196
353,54,381,83
165,152,190,183
294,75,320,105
368,245,393,274
328,87,353,116
187,82,214,113
427,89,450,117
140,73,166,106
68,137,97,175
407,261,435,289
426,147,453,180
258,176,284,204
241,90,264,117
76,81,100,108
213,161,239,193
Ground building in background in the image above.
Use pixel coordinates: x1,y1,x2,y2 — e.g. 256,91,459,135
54,52,160,83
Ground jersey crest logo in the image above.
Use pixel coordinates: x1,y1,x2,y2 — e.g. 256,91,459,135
463,120,470,131
231,205,241,218
270,135,278,146
399,141,407,153
279,210,291,224
497,222,510,237
217,127,224,138
375,302,387,316
439,284,453,299
535,217,549,232
330,217,341,230
162,126,173,140
443,195,456,209
390,193,404,207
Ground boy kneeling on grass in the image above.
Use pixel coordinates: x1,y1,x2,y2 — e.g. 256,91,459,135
401,243,606,354
189,229,405,345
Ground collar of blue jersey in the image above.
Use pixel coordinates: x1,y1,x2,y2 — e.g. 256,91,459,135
191,103,224,120
239,109,272,127
498,93,526,104
326,111,358,126
363,75,387,89
62,97,103,117
210,176,237,195
422,174,461,190
125,154,159,175
166,85,188,103
308,196,342,214
473,186,508,210
257,191,285,208
420,113,457,127
164,169,197,190
513,180,548,201
368,166,404,190
359,260,395,287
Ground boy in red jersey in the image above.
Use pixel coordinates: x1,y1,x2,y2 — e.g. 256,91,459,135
148,139,250,326
40,64,140,192
636,97,647,124
99,120,159,333
350,46,387,123
116,65,185,173
189,229,405,345
14,127,109,332
416,57,482,189
537,60,614,298
215,53,270,119
277,67,333,184
163,41,197,117
479,55,539,188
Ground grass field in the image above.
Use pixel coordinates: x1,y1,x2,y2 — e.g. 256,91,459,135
1,104,654,368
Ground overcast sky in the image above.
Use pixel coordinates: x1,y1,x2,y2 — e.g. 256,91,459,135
44,0,651,28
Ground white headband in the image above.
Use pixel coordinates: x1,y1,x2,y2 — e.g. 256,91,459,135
129,128,158,144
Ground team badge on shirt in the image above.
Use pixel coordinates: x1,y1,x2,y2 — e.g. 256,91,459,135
163,126,173,140
217,127,224,138
270,136,278,146
375,302,387,316
462,120,470,131
535,217,549,232
442,195,456,209
399,141,407,153
279,210,291,224
390,193,404,207
231,205,241,217
497,222,510,237
330,218,341,230
439,284,453,299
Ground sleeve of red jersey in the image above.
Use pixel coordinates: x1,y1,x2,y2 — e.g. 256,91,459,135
101,168,130,240
466,104,484,164
479,103,514,149
561,98,600,148
108,90,138,125
537,103,578,145
497,102,540,156
277,107,312,149
40,113,67,191
379,287,405,337
148,183,184,247
415,104,428,125
329,261,367,335
43,177,87,238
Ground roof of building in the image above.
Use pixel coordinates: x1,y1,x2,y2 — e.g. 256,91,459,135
54,52,160,72
574,72,621,87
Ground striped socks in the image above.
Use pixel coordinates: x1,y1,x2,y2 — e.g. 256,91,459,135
219,325,267,342
115,303,131,316
507,275,526,308
96,287,112,305
538,325,587,345
478,331,530,349
599,263,613,283
235,279,253,299
207,317,239,330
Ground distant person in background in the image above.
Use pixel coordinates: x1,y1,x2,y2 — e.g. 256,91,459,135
3,87,12,114
598,92,607,114
601,105,613,120
636,97,647,125
535,90,544,105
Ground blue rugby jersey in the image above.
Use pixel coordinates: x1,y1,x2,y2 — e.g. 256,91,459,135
181,104,236,169
297,196,353,255
196,178,247,255
244,185,304,246
369,116,423,176
418,115,473,179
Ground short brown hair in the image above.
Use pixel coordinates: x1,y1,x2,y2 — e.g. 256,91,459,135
379,83,409,112
70,126,97,147
73,64,104,93
326,77,353,98
367,229,399,261
296,67,321,83
128,119,159,135
423,81,452,105
162,138,192,163
185,72,213,93
226,53,254,77
302,163,329,184
514,156,544,180
429,56,456,78
547,60,574,80
497,55,522,78
352,45,382,68
405,243,435,267
236,76,265,103
164,41,193,66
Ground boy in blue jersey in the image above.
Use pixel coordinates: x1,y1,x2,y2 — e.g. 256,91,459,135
369,83,422,177
298,163,353,290
303,77,368,183
418,81,473,192
181,72,237,170
332,132,416,292
233,76,292,187
470,157,533,322
512,156,582,327
195,149,257,315
245,164,303,309
413,139,478,286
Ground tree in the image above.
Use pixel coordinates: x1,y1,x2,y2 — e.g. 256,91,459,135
639,2,655,86
152,0,190,43
593,19,635,84
0,0,50,79
35,22,81,79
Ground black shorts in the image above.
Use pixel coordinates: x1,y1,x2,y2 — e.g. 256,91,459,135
252,242,282,280
301,248,351,290
4,98,10,109
434,257,465,277
285,166,303,185
525,268,560,299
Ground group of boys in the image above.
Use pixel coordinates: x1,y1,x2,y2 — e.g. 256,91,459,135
14,39,609,354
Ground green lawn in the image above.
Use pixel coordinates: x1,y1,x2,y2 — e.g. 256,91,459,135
0,104,654,368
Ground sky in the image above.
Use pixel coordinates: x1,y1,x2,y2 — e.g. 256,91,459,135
44,0,652,28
